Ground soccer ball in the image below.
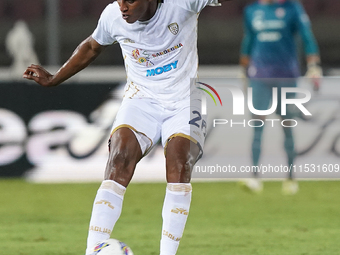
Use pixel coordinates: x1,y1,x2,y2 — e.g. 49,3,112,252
89,239,134,255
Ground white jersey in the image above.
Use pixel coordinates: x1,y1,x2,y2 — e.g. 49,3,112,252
92,0,218,104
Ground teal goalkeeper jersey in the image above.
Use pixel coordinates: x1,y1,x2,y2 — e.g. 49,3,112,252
241,0,319,78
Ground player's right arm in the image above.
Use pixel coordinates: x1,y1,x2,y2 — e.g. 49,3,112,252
239,6,254,76
23,36,106,87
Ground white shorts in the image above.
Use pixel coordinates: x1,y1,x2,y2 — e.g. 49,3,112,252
109,97,205,157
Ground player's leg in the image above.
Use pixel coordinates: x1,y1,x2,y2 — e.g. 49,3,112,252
252,118,265,173
160,137,200,255
159,96,203,255
249,79,272,171
281,122,299,195
277,80,298,194
282,124,295,174
85,98,159,254
245,114,265,192
85,128,142,254
104,127,143,185
241,79,271,193
276,80,297,174
165,136,200,183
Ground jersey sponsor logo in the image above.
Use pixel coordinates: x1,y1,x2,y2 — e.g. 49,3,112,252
146,60,178,77
152,43,183,58
252,11,286,31
132,48,154,67
257,31,282,42
253,19,286,31
132,43,183,67
168,22,179,35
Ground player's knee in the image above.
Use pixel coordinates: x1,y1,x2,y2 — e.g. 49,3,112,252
105,147,137,181
109,148,130,169
166,138,200,182
167,159,192,183
177,159,192,173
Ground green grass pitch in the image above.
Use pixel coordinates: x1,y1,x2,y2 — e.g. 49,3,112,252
0,179,340,255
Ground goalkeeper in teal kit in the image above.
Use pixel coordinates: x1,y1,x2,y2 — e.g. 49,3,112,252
239,0,322,194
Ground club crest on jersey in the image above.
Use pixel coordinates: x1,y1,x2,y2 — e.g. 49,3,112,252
168,23,179,35
275,8,286,18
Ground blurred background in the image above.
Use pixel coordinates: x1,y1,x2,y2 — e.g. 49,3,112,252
0,0,340,181
0,0,339,68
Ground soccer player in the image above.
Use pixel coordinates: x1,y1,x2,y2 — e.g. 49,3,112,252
239,0,322,194
23,0,227,254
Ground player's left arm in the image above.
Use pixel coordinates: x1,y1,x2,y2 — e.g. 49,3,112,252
294,1,322,89
23,36,106,87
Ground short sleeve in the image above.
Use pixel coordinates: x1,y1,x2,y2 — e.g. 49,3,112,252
92,4,117,45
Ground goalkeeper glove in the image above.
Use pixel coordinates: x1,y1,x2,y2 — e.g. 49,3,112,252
305,63,323,92
239,66,249,94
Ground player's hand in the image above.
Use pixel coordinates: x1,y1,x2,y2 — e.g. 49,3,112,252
305,63,322,92
23,64,55,87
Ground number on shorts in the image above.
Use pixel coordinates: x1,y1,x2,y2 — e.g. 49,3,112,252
189,111,206,137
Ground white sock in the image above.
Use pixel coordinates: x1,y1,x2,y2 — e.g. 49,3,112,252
85,180,126,255
160,183,192,255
